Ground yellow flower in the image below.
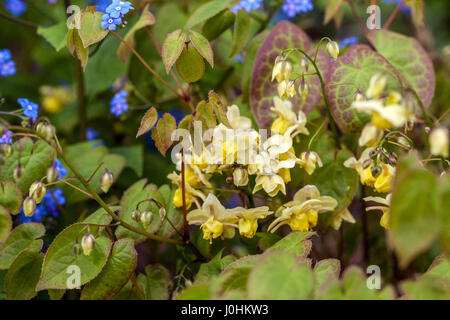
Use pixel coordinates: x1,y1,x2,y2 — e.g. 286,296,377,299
360,166,377,187
429,127,449,158
228,206,272,238
270,97,309,137
344,148,376,187
374,163,395,193
168,169,208,209
326,41,340,60
232,167,249,187
277,80,296,99
364,194,391,229
268,185,337,233
226,105,252,130
253,174,286,197
298,151,323,175
358,123,383,147
330,208,356,230
238,218,258,238
366,73,387,99
201,217,224,241
271,56,292,83
173,187,193,209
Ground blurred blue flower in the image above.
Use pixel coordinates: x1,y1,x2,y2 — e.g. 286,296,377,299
0,130,13,145
89,0,110,12
86,127,105,148
0,49,16,77
106,0,134,18
340,36,358,49
232,0,263,14
5,0,27,17
110,90,129,117
0,49,12,63
18,98,38,119
20,188,66,224
282,0,314,18
53,158,67,179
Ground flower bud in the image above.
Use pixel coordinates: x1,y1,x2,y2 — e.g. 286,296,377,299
326,41,340,60
300,57,309,74
429,127,449,158
29,181,46,204
47,165,59,183
159,207,166,218
396,136,411,149
36,122,55,141
140,210,152,229
370,165,382,178
298,80,309,99
23,196,36,217
81,233,95,256
131,209,141,222
369,150,378,159
366,73,387,99
271,56,292,83
388,152,398,166
233,168,249,187
1,144,12,158
13,164,23,181
100,169,113,193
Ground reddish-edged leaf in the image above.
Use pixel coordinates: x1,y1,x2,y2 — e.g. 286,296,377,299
189,30,214,67
161,29,186,73
136,107,158,138
151,113,177,156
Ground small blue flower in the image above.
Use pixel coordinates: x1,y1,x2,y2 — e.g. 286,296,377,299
232,0,263,14
86,128,100,141
89,0,110,12
0,130,13,145
340,36,358,49
106,0,134,18
5,0,27,17
101,13,122,31
43,188,66,216
53,159,67,179
0,59,16,77
18,98,39,119
110,90,129,117
281,0,314,18
0,49,12,63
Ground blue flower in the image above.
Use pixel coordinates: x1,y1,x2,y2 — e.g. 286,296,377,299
86,127,100,141
110,90,129,117
19,188,65,224
53,159,67,179
0,130,13,145
281,0,314,18
18,98,39,119
101,13,122,31
232,0,263,14
0,59,15,77
89,0,110,12
105,0,134,18
5,0,27,17
0,49,12,63
340,36,358,49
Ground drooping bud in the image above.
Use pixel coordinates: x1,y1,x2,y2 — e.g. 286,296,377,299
36,122,56,141
271,56,292,83
140,210,152,229
1,144,12,158
300,57,309,74
81,233,95,256
100,169,113,193
366,73,387,99
159,207,166,218
298,80,309,99
23,196,36,217
429,127,449,158
326,41,340,60
233,167,249,187
29,181,47,204
13,164,23,181
47,165,59,183
388,152,398,166
369,150,378,159
397,136,411,149
370,165,382,178
131,209,141,222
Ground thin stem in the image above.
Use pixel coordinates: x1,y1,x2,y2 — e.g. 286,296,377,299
74,59,87,140
345,0,367,36
181,149,189,243
384,2,402,30
0,12,39,28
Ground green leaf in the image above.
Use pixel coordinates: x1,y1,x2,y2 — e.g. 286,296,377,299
194,100,216,130
79,11,108,48
112,280,142,300
161,29,186,74
48,289,65,300
219,255,259,293
176,284,211,300
136,106,158,138
326,45,401,132
0,181,23,215
190,30,214,67
313,258,340,297
195,250,223,283
137,264,171,300
256,232,281,251
117,4,155,62
368,29,434,109
0,206,12,243
67,27,89,71
208,91,231,127
37,21,67,51
176,46,205,83
36,211,113,290
185,0,232,30
390,168,440,268
151,113,177,156
247,251,314,299
5,248,44,300
267,231,315,258
61,141,125,203
323,0,344,25
229,9,250,58
201,9,235,41
0,223,45,270
439,176,450,254
401,274,450,300
110,145,144,177
81,239,137,300
0,137,55,196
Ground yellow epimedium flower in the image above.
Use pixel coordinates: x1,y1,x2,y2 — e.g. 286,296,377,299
226,105,252,131
187,193,239,243
268,185,338,233
364,194,392,229
40,85,75,114
429,127,449,158
232,167,249,187
253,174,286,197
277,80,296,99
298,151,323,175
330,208,355,230
228,206,273,238
271,56,293,83
168,166,209,209
374,163,395,193
366,73,387,99
358,123,383,147
270,97,309,137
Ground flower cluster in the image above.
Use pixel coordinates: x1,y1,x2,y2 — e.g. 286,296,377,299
18,98,39,120
0,49,16,77
20,188,66,224
0,130,13,145
187,193,272,242
4,0,26,17
110,90,129,117
232,0,263,14
281,0,314,18
101,0,134,31
53,159,68,180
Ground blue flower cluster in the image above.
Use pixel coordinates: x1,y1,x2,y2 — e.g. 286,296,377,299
281,0,314,18
0,49,16,77
101,0,134,31
0,130,13,145
86,128,105,148
53,159,68,179
20,188,66,224
110,90,129,117
5,0,27,17
340,36,358,49
232,0,263,14
18,98,39,120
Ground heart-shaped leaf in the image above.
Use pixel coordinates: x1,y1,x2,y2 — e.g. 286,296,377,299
161,29,186,73
136,107,158,138
79,11,108,48
152,113,177,156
